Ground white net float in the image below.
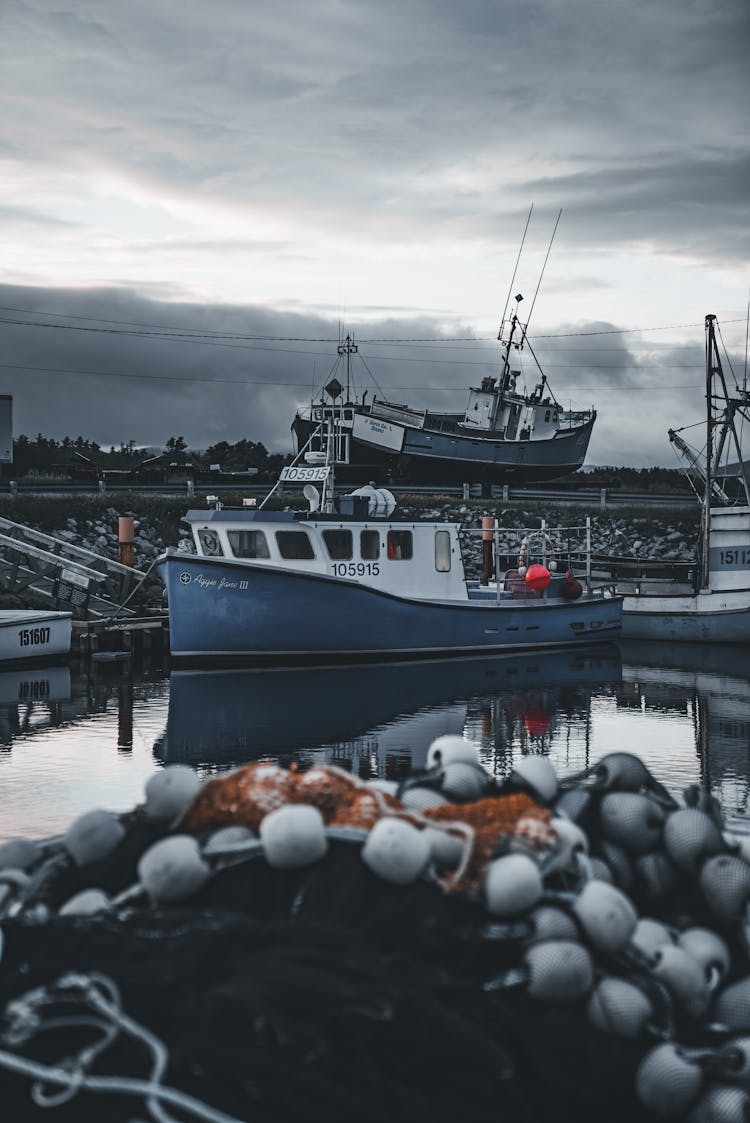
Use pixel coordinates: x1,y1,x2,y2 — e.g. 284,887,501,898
259,804,328,869
426,735,479,769
635,1042,704,1116
663,809,726,873
361,818,430,885
523,939,594,1003
64,809,125,867
59,888,112,916
484,853,543,918
144,765,202,821
599,792,665,854
138,835,211,904
0,838,39,872
512,755,558,803
587,976,654,1038
572,880,637,954
700,855,750,925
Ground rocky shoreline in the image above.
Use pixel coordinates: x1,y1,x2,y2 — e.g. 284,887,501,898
0,497,699,610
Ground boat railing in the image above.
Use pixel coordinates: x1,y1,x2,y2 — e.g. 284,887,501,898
460,517,594,600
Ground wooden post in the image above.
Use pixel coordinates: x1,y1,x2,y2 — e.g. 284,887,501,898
118,516,135,566
481,516,495,586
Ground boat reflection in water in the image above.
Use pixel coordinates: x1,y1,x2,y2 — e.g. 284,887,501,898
158,645,623,780
618,640,750,822
158,641,750,827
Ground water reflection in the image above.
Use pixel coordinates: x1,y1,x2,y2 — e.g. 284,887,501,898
0,640,748,840
158,646,621,778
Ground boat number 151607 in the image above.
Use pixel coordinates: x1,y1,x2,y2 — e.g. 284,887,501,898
331,563,380,577
18,627,51,647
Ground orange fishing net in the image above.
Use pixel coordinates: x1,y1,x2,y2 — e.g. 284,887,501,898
178,762,553,893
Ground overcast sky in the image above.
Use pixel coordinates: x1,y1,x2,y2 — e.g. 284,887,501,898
1,0,748,466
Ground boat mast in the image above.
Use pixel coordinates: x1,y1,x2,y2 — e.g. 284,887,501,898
701,315,716,588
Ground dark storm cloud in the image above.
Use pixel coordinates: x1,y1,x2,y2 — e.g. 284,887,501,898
1,284,717,467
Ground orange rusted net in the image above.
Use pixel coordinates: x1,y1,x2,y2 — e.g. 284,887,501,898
178,762,552,894
424,794,553,892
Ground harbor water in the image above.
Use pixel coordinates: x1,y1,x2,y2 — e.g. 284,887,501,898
2,639,749,842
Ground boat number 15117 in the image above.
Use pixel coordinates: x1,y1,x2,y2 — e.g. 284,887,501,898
331,563,380,577
18,627,51,647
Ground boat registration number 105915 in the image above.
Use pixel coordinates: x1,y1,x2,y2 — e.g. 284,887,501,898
331,563,380,578
18,627,51,647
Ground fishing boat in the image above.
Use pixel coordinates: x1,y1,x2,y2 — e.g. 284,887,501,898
616,314,750,643
291,317,596,486
292,213,596,485
156,412,622,660
0,608,72,663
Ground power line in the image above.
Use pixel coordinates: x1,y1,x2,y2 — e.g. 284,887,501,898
1,362,703,391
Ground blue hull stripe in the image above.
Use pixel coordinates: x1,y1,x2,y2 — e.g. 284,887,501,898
159,555,622,659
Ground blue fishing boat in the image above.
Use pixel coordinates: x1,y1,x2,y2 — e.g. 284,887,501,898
156,410,622,660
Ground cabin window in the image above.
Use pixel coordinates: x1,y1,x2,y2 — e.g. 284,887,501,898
197,527,223,556
227,529,270,559
387,530,413,561
276,531,315,560
360,529,380,559
323,529,353,560
545,410,551,422
435,530,451,572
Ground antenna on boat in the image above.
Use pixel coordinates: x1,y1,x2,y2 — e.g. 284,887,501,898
498,204,533,343
519,208,562,347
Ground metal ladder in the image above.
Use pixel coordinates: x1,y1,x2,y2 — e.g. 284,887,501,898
0,515,153,619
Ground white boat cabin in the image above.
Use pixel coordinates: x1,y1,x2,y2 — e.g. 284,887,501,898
705,505,750,593
463,375,561,441
183,507,472,602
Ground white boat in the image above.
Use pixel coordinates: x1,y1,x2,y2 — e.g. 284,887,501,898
156,383,622,662
0,609,73,663
618,314,749,643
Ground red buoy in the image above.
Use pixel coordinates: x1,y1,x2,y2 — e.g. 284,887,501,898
525,563,551,592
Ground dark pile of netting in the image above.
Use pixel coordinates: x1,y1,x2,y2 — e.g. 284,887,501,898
2,751,750,1123
1,838,648,1123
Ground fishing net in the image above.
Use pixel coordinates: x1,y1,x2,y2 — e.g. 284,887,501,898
0,757,746,1123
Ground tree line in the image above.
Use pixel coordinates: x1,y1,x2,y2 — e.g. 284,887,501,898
8,434,285,477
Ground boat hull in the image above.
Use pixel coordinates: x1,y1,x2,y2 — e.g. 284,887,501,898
157,553,622,661
0,610,72,664
292,414,595,484
621,590,750,643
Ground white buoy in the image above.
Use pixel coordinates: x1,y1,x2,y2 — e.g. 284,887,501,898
361,818,430,885
64,809,125,867
546,817,589,874
678,928,731,987
204,825,257,854
401,787,449,812
144,766,202,821
651,944,709,1017
635,1043,703,1116
441,761,487,801
485,853,543,917
259,804,328,869
512,755,558,803
426,735,479,769
524,940,594,1002
587,976,654,1038
423,827,465,871
528,905,578,943
0,838,39,871
700,855,750,924
663,808,725,872
687,1083,750,1122
573,880,637,954
633,917,674,959
59,888,112,916
714,976,750,1030
599,792,665,854
138,835,210,904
